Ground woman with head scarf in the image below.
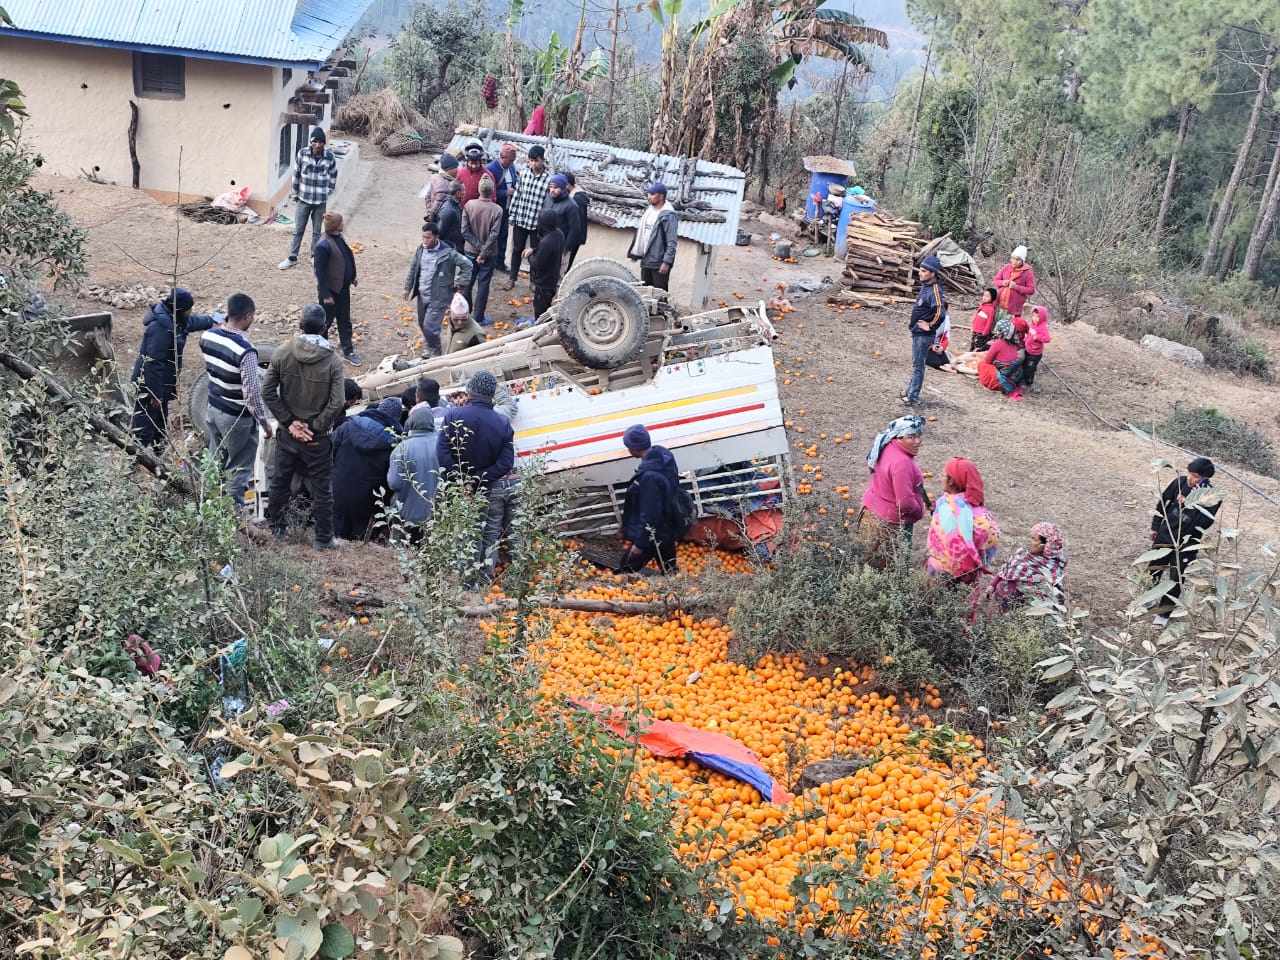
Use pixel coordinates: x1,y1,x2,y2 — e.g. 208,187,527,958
976,313,1024,400
984,522,1067,610
926,458,1001,583
858,415,927,567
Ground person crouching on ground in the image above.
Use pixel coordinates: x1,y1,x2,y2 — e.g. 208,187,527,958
902,255,946,406
858,415,928,567
619,425,682,574
444,297,485,354
387,402,439,544
976,314,1024,401
332,396,403,542
404,220,473,358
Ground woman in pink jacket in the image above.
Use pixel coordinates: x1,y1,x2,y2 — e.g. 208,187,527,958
992,245,1036,319
858,415,927,567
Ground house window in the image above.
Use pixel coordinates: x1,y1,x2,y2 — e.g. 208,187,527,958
282,67,293,87
295,121,309,155
132,53,185,99
278,125,293,175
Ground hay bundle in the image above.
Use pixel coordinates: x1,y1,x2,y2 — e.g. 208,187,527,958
380,127,427,157
333,88,426,145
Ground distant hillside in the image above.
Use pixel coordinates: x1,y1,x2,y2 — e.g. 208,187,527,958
356,0,924,88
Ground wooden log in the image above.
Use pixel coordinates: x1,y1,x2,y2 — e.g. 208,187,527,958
0,349,194,495
460,593,707,617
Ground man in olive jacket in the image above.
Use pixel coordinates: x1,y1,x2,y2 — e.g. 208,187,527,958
262,305,347,548
404,220,473,357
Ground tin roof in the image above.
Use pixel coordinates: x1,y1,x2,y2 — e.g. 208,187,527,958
803,155,858,177
447,128,746,248
0,0,373,68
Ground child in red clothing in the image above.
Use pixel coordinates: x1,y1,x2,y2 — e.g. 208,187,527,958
1019,304,1051,389
969,286,997,352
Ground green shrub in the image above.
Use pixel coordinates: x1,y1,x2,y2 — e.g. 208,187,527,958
1174,271,1280,329
1100,306,1271,378
1153,404,1277,479
719,506,1054,718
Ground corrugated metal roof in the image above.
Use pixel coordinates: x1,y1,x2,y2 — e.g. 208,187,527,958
0,0,374,67
446,128,746,247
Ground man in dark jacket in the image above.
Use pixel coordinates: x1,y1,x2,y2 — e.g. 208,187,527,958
130,287,216,448
529,207,565,319
404,221,473,357
902,254,946,407
1148,457,1222,626
437,179,466,251
462,177,504,326
313,211,360,366
628,182,678,290
565,172,591,271
332,396,403,541
485,142,519,273
437,370,514,489
619,424,681,574
545,175,580,250
262,305,347,548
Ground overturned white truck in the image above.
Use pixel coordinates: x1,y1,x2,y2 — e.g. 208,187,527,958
193,258,793,538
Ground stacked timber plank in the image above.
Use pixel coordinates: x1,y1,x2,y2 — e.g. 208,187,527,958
840,213,925,304
840,213,981,306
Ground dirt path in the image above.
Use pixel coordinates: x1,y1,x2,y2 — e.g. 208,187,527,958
37,148,1280,614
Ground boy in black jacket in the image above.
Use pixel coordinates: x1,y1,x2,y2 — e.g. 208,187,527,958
902,254,946,406
529,208,564,319
1147,457,1221,626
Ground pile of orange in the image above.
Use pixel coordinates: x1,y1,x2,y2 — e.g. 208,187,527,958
520,544,1067,940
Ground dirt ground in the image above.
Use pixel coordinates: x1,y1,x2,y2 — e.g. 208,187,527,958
37,140,1280,615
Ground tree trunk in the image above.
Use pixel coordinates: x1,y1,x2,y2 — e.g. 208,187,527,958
1201,48,1275,276
1243,118,1280,279
606,0,621,140
901,15,937,199
1154,103,1192,243
829,59,850,154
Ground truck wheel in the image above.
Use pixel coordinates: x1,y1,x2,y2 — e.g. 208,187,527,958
556,277,649,370
558,257,637,298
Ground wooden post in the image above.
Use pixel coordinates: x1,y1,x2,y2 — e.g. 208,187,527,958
128,101,141,189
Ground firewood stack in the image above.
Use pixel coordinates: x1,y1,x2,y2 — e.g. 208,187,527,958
840,214,980,305
840,212,926,304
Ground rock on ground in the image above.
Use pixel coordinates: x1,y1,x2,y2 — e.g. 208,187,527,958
1140,334,1205,367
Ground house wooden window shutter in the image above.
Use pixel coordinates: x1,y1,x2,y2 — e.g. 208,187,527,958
133,53,185,99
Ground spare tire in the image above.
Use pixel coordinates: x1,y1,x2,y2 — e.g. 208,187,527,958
556,277,649,370
557,257,638,299
187,343,276,440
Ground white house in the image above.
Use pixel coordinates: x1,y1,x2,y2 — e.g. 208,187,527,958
0,0,373,216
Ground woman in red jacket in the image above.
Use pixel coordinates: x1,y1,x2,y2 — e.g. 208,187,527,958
977,315,1024,401
992,246,1036,319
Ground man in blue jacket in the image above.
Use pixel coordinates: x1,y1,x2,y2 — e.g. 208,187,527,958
485,142,519,274
130,288,216,448
437,370,514,489
902,254,946,407
619,424,681,574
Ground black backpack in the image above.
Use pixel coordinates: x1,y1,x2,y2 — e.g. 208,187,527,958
667,478,696,539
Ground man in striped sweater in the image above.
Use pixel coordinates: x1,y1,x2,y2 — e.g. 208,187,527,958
200,293,273,508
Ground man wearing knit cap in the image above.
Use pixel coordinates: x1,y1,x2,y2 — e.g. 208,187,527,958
280,127,339,270
457,142,492,205
424,152,460,222
628,182,678,291
130,287,217,447
506,144,551,289
544,174,579,257
1147,457,1222,627
437,370,515,491
618,424,684,573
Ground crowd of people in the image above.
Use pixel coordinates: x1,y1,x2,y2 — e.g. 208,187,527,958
903,246,1050,405
855,414,1221,624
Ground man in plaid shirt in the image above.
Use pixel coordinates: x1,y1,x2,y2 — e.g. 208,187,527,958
279,128,339,270
505,144,551,290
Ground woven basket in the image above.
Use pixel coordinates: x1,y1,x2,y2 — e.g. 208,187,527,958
380,128,425,157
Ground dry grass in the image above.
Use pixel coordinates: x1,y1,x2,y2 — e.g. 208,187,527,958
334,88,428,146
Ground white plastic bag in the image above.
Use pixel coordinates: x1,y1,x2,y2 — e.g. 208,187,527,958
211,185,251,212
450,291,470,318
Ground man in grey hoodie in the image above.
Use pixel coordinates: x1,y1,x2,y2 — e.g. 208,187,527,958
627,182,678,291
262,305,347,548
